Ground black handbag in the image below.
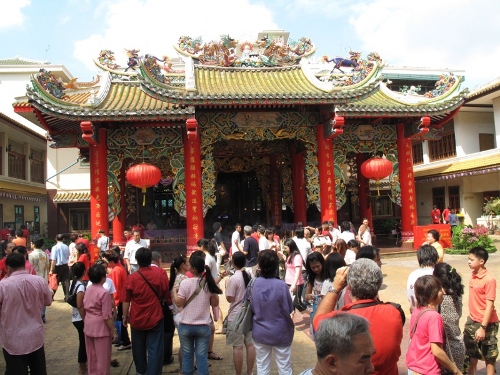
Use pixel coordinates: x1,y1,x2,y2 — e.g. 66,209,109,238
293,293,308,312
67,281,83,308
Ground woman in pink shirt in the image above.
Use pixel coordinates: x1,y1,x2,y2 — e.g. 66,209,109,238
172,254,222,375
83,264,119,375
406,275,462,375
282,239,305,312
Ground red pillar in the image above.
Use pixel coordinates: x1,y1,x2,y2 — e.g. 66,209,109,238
185,119,204,255
270,155,282,227
112,163,127,245
90,128,109,238
356,153,373,229
316,124,337,224
397,124,417,241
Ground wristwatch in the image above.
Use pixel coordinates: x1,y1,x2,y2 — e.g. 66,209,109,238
327,286,340,295
481,324,487,330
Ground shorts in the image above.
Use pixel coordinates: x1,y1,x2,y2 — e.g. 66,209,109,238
464,316,499,361
226,327,253,347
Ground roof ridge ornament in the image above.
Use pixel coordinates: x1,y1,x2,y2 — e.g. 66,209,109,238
174,34,315,68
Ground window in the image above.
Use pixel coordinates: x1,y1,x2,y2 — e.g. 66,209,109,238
432,187,445,211
14,205,24,229
69,209,90,231
448,186,459,211
428,133,456,161
479,133,495,151
30,149,44,184
8,152,26,180
371,196,393,217
412,141,424,164
34,206,40,233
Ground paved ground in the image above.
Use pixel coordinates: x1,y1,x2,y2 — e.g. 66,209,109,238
1,237,500,374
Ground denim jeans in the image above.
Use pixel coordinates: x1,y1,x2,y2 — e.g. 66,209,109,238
131,319,164,375
178,323,211,375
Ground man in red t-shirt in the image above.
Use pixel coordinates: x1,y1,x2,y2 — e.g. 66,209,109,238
314,259,404,375
431,205,441,224
122,248,169,374
442,206,451,224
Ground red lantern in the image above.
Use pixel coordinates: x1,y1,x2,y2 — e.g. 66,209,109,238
360,157,393,195
126,163,162,205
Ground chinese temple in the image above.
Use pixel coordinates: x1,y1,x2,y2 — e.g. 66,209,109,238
13,31,467,255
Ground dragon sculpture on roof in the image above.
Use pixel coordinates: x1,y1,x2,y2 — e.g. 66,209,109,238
174,34,315,67
35,69,100,99
318,51,382,87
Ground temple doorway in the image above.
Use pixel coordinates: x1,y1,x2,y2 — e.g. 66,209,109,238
213,171,266,225
204,139,296,230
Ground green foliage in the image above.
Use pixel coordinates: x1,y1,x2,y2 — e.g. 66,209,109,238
483,197,500,216
446,224,496,255
42,238,56,251
373,219,398,234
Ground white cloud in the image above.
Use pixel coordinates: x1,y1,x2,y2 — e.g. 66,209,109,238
348,0,500,88
73,0,278,72
275,0,351,18
0,0,30,30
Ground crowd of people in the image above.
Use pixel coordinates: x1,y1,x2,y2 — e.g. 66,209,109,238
0,219,497,375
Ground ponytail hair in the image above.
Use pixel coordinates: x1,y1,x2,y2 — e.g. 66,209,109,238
71,261,86,290
232,251,251,287
433,262,464,300
169,255,186,290
203,265,222,294
189,255,222,294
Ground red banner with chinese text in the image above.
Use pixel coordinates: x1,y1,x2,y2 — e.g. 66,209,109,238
413,224,452,250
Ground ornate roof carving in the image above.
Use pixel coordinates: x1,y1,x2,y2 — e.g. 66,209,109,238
174,34,315,68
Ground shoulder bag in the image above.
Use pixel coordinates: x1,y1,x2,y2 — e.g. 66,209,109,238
67,280,84,308
232,278,256,335
181,278,207,309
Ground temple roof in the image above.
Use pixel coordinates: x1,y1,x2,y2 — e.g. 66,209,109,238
337,79,467,120
139,63,383,106
13,36,467,132
15,74,194,132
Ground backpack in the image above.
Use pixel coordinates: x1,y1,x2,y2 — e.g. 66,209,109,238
67,281,84,308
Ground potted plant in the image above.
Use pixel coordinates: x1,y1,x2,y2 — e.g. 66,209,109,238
483,197,500,216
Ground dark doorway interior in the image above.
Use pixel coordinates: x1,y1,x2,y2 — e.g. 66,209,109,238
213,171,267,226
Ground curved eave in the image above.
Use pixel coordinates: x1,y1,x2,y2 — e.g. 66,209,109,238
301,60,385,93
138,64,188,92
93,59,138,77
30,74,82,109
15,98,193,133
30,97,193,120
336,86,467,119
139,65,382,106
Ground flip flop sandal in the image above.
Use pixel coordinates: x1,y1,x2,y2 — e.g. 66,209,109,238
208,351,223,360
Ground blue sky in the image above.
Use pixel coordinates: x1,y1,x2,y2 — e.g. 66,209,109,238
2,0,500,90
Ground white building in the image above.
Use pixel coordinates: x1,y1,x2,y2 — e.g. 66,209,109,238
413,76,500,226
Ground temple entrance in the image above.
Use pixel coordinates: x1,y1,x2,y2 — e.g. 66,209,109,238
212,171,266,225
203,139,296,230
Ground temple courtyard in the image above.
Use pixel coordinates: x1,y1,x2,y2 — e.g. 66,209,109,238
2,238,500,374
